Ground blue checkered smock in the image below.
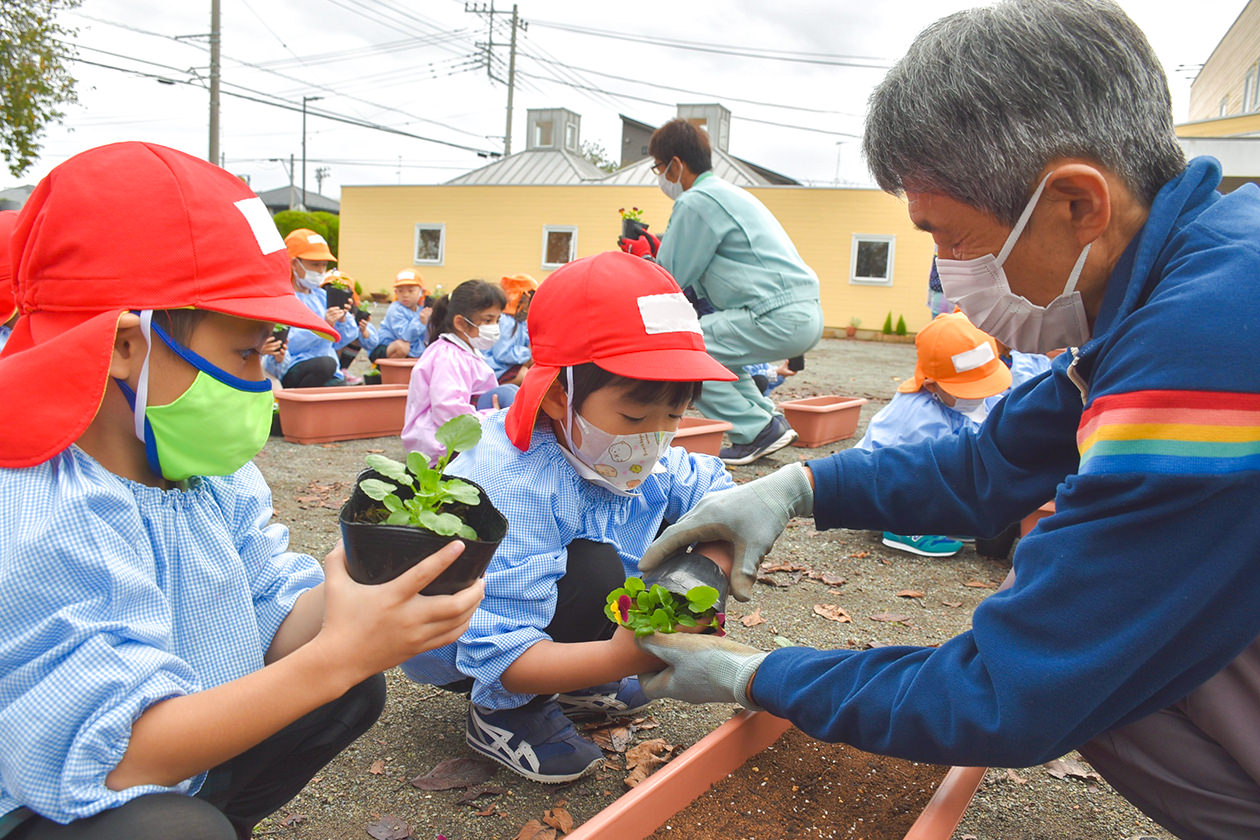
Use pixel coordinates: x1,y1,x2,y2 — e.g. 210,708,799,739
0,448,322,825
400,412,735,710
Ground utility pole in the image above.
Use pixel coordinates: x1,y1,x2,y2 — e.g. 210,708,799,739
301,95,322,210
208,0,221,165
465,2,527,156
315,166,330,194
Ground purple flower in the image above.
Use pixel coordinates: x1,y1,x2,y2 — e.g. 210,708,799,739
715,612,726,627
618,594,632,623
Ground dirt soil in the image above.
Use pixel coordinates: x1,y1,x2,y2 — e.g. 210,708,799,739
649,726,943,840
250,337,1174,840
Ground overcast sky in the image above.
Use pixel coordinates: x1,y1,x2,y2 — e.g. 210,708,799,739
4,0,1248,197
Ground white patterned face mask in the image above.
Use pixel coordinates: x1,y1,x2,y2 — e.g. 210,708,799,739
560,369,673,493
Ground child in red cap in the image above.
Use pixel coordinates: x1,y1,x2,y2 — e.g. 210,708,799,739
0,143,482,839
400,251,739,783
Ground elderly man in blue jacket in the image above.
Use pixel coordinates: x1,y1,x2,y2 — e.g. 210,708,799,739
634,2,1260,838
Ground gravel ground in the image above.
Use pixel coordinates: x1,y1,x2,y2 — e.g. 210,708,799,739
250,337,1173,840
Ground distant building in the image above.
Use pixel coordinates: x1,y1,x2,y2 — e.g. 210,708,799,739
255,186,340,215
0,186,34,212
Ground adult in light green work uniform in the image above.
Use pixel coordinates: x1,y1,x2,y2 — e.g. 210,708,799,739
638,119,823,465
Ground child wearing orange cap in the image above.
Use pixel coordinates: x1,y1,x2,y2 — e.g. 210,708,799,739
485,273,537,386
400,252,739,784
0,143,482,838
373,269,430,360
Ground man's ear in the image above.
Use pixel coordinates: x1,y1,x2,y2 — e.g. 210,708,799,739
1042,162,1111,248
538,377,569,421
107,312,145,381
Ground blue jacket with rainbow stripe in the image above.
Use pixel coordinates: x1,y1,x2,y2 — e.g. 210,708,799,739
754,157,1260,767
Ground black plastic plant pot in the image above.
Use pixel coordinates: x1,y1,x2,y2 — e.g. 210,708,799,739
339,469,508,595
621,218,650,240
641,550,729,617
363,371,382,385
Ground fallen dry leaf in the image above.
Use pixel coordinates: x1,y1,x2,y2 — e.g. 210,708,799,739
587,724,633,753
477,805,497,817
760,560,810,573
941,600,963,608
318,443,341,450
869,612,911,623
811,571,847,586
411,756,498,790
1006,768,1029,784
850,551,870,559
896,590,925,599
813,604,852,623
755,573,790,588
964,580,997,589
624,738,673,787
740,607,767,627
543,806,574,834
280,813,306,827
456,784,505,805
366,448,385,453
368,759,386,775
365,814,412,840
513,819,557,840
1044,758,1101,782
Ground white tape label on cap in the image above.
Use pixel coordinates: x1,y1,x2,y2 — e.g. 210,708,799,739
637,293,702,336
234,197,286,255
951,341,996,374
307,233,328,245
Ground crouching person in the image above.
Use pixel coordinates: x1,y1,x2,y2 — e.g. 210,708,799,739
0,143,482,840
401,252,738,783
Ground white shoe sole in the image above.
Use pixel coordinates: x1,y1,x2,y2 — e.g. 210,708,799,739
465,709,604,784
720,426,798,466
881,535,961,557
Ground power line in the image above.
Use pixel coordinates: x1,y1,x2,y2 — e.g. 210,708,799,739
528,19,894,69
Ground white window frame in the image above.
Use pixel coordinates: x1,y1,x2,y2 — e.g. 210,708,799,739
541,225,578,269
413,223,446,266
1245,71,1255,114
849,234,896,286
1251,62,1260,111
1220,96,1230,117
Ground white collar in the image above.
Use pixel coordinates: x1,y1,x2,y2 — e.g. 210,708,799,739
439,331,479,355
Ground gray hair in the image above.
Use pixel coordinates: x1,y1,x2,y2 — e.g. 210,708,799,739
863,0,1186,224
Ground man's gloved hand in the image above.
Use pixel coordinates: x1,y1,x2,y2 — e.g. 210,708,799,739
617,232,660,258
637,633,768,709
639,462,814,601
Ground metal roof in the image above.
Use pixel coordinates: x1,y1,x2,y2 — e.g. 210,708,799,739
445,148,609,185
599,149,799,187
256,186,340,214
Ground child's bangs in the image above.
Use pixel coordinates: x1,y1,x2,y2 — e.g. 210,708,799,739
566,362,701,411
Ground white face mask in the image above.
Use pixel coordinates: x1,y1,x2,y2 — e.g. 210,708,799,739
657,159,684,201
950,396,992,425
295,263,326,292
560,369,673,494
934,172,1092,354
463,318,499,351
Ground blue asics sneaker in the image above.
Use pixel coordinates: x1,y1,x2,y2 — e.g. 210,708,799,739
466,696,604,783
881,532,963,557
556,676,653,719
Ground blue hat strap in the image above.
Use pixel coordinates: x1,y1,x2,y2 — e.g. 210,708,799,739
147,316,272,393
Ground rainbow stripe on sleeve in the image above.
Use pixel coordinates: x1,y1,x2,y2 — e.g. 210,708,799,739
1077,391,1260,475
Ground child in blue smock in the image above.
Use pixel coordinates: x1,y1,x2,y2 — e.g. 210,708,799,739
855,312,1014,557
0,143,482,839
372,269,430,361
266,229,359,388
485,273,537,386
400,252,740,784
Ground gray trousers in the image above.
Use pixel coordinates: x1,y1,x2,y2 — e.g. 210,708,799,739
1080,635,1260,840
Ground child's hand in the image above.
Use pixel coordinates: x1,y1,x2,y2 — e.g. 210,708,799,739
325,306,347,326
262,337,286,360
695,540,735,577
776,362,796,378
313,541,484,683
609,625,667,673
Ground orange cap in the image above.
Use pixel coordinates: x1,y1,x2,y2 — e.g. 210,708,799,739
393,268,424,289
284,228,337,263
898,312,1011,399
500,273,538,315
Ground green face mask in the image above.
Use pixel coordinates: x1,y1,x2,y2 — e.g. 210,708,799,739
116,311,273,482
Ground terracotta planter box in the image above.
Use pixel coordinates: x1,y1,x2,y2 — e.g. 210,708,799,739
780,395,869,447
274,384,408,444
1020,500,1056,537
376,357,419,385
673,416,733,457
567,710,984,840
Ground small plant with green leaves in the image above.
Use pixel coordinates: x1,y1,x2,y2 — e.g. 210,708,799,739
895,314,907,335
618,206,645,222
357,414,484,539
882,312,894,334
605,576,726,637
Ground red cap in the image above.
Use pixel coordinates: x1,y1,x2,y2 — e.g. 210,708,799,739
504,251,736,451
0,210,16,323
0,141,337,468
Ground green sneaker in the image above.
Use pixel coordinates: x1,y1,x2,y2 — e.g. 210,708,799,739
881,532,963,557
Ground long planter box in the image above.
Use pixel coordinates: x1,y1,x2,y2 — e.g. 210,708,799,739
1020,500,1056,537
780,395,869,447
673,416,733,457
376,357,419,385
567,710,984,840
274,384,408,444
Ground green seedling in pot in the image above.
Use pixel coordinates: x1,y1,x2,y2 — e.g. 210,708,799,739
605,576,726,637
357,414,483,540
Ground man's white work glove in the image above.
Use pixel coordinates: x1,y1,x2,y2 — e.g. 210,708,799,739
639,462,814,601
637,633,768,709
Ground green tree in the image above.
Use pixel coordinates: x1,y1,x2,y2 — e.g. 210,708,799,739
882,312,893,334
272,210,327,242
311,211,340,257
580,140,618,174
895,315,907,336
0,0,82,177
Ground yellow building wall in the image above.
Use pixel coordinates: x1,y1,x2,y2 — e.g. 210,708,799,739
1187,0,1260,121
1175,112,1260,137
340,184,935,334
